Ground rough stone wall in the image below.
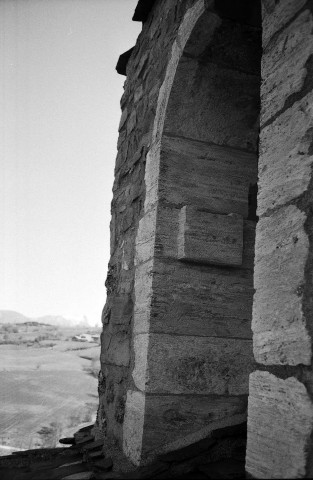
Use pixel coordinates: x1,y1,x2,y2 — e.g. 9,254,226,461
121,0,261,466
246,1,313,478
97,0,262,468
96,0,199,454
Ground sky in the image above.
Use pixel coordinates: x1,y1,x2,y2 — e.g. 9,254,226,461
0,0,141,326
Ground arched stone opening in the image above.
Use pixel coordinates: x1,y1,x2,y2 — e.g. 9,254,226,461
122,0,262,466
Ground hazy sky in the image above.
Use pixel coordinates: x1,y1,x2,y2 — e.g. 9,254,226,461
1,0,141,325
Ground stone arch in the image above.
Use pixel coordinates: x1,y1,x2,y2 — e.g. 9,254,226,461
123,0,261,466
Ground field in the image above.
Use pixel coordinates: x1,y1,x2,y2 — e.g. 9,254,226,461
0,322,101,454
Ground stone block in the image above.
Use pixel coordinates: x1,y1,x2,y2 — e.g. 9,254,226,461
178,206,243,267
258,91,313,216
118,108,128,132
154,205,255,269
163,58,260,151
142,394,247,461
182,10,221,58
134,84,143,103
132,333,253,394
123,390,146,466
262,0,307,48
118,268,134,295
110,295,133,325
143,145,160,212
154,206,180,259
261,10,313,125
123,389,247,465
159,135,257,218
121,206,134,233
134,257,253,339
246,371,313,478
101,331,130,367
134,208,157,266
126,110,137,135
176,0,206,51
185,14,260,75
252,205,311,365
133,259,154,334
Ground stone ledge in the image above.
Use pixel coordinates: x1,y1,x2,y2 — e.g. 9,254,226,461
0,420,249,479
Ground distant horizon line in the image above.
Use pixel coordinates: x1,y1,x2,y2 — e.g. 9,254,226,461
0,308,102,327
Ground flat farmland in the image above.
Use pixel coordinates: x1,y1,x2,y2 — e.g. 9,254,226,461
0,325,101,453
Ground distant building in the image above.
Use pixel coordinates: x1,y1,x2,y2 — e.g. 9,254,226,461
72,334,97,343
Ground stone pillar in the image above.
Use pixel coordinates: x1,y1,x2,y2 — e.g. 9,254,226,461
123,0,261,466
246,1,313,478
98,0,261,468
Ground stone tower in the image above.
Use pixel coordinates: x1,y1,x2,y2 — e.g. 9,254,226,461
97,0,313,477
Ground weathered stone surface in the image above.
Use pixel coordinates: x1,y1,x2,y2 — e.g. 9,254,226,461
154,205,180,259
101,331,130,367
118,108,128,132
77,424,94,433
258,91,313,216
134,257,253,339
246,371,313,479
110,295,133,325
51,462,91,478
123,390,146,466
62,473,94,480
164,57,260,151
74,434,94,445
184,14,261,75
143,145,160,212
176,0,208,51
123,390,247,465
132,333,253,394
261,10,313,125
183,10,221,58
93,457,113,472
151,0,207,147
133,259,154,334
159,135,257,218
134,208,157,266
153,205,255,269
80,440,104,452
262,0,307,48
126,110,137,136
101,0,261,464
86,450,102,459
136,203,255,272
178,206,243,267
143,402,247,464
252,205,311,365
158,436,216,463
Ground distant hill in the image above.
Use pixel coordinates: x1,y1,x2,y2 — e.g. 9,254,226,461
0,310,87,327
0,310,29,324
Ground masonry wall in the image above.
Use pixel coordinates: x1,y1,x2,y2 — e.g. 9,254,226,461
95,0,198,452
246,1,313,478
97,0,262,467
123,3,261,464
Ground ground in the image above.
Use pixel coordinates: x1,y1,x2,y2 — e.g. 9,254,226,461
0,322,101,454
